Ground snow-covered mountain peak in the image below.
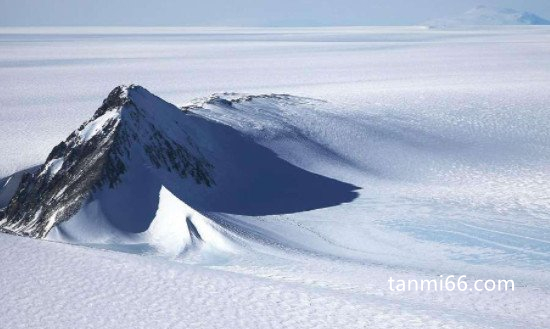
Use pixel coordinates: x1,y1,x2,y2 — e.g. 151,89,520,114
91,84,183,120
0,85,214,238
91,84,130,119
0,86,358,258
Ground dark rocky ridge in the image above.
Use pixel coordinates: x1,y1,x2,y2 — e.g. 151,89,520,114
0,85,213,238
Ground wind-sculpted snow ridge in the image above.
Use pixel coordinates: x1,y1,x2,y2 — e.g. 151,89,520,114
0,85,359,259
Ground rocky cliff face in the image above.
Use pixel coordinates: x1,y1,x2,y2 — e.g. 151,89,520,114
0,85,213,238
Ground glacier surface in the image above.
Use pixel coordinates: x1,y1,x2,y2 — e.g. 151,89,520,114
1,26,550,328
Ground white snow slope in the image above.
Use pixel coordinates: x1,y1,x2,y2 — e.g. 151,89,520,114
3,233,525,329
1,26,550,328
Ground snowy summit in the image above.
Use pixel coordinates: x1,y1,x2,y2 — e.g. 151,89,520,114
424,5,550,27
0,85,358,257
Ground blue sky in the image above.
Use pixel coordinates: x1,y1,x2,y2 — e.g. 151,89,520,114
0,0,549,26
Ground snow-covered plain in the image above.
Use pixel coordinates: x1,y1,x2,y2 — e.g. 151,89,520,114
1,26,550,328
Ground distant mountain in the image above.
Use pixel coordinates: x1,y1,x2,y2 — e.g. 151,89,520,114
424,5,550,27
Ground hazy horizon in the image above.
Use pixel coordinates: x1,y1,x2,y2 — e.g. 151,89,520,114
0,0,549,27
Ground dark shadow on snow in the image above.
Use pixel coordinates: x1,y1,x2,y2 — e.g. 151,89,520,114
4,115,360,234
161,114,361,217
